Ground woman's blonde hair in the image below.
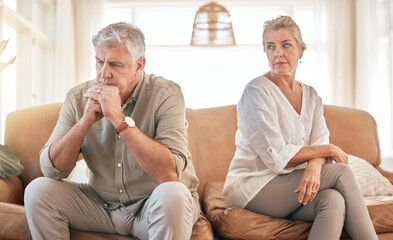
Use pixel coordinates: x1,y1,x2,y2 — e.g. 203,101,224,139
262,16,306,54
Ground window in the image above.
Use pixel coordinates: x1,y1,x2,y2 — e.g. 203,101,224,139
373,0,393,159
103,0,393,162
0,0,55,142
103,0,329,109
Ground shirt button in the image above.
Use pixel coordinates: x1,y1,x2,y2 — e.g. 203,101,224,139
269,149,272,152
119,189,123,193
117,163,122,168
104,203,108,207
302,137,305,140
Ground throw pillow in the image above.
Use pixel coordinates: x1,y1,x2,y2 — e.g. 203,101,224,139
348,154,393,197
0,144,24,179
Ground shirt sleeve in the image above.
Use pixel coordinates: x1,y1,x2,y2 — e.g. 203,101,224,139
309,94,330,146
238,82,302,174
154,85,189,177
40,93,78,179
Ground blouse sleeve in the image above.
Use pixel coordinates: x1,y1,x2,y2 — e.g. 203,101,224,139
237,82,302,174
309,94,330,146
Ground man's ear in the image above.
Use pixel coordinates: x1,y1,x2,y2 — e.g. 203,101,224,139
136,57,146,76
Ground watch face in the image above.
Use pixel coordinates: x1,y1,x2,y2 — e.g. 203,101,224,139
125,117,135,127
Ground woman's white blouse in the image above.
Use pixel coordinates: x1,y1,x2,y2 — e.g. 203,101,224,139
223,76,330,208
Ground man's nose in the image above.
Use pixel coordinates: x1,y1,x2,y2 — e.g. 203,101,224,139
100,62,111,78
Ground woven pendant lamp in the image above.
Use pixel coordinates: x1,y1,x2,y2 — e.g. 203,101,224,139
190,2,236,46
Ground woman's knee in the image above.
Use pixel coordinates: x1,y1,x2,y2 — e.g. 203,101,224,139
316,189,346,215
324,162,352,175
322,163,355,184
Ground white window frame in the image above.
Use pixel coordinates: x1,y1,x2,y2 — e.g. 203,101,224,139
0,0,55,142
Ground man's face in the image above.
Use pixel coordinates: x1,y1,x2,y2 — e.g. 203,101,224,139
95,44,145,101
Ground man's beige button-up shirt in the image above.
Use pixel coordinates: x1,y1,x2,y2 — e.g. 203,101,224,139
40,72,199,213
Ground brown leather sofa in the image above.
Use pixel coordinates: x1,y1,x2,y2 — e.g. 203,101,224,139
0,103,213,240
1,103,393,239
188,105,393,240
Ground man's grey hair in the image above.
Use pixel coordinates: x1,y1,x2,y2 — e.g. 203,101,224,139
92,22,145,62
262,16,307,54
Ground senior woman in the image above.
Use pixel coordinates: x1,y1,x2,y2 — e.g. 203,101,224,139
223,16,377,240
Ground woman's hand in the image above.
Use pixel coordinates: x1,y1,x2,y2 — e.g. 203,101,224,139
328,144,348,164
294,158,324,205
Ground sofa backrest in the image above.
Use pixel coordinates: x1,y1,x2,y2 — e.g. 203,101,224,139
4,103,381,200
186,105,237,199
323,105,381,166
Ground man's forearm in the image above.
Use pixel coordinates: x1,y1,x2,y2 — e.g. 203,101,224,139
49,120,90,172
119,127,178,183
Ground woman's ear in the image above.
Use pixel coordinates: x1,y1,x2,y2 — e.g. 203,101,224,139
298,51,304,63
299,50,303,60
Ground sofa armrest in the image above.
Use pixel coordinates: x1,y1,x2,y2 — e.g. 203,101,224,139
0,175,24,204
376,166,393,185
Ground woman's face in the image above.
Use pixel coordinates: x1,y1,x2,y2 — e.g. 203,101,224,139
264,28,302,76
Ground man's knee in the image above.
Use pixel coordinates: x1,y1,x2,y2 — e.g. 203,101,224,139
25,177,55,218
154,181,192,206
25,177,53,204
150,181,194,218
141,182,197,239
25,177,69,212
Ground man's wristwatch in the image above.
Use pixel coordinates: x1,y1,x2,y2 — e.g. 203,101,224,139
115,116,135,134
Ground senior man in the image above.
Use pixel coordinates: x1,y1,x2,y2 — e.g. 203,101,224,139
24,22,199,240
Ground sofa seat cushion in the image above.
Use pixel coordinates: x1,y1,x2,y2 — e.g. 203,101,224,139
0,202,212,240
0,202,31,240
364,196,393,234
203,182,393,240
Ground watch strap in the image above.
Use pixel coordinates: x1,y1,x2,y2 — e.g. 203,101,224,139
115,122,128,134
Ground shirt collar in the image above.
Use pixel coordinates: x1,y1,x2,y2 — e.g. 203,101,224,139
121,71,145,110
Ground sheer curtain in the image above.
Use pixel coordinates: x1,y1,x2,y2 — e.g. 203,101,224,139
355,0,393,164
323,0,393,164
53,0,76,102
325,0,356,107
53,0,104,102
73,0,105,84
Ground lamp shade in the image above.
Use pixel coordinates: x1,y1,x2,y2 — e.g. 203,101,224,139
190,2,236,46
